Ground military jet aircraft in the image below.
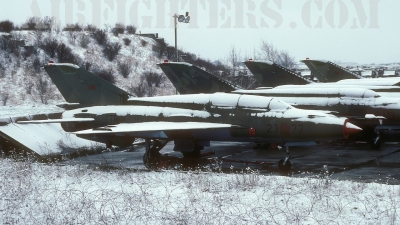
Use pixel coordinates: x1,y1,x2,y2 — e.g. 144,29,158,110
300,58,363,82
156,61,400,147
19,92,362,171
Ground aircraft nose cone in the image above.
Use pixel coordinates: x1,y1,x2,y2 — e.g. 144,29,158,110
343,120,363,139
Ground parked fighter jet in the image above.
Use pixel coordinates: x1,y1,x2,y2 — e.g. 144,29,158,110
301,58,363,82
19,93,362,171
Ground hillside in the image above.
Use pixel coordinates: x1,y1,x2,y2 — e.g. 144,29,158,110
0,28,176,109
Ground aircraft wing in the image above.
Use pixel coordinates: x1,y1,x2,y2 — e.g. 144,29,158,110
17,118,95,124
74,122,236,139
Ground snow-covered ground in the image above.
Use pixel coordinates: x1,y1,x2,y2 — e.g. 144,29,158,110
0,159,398,224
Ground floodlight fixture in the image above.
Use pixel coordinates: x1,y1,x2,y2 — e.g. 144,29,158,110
184,16,190,23
173,12,190,63
178,15,185,22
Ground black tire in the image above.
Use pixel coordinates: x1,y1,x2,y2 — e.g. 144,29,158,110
278,159,291,172
370,139,381,150
182,150,201,158
143,151,161,170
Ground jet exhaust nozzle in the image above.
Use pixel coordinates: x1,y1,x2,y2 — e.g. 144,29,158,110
343,119,363,139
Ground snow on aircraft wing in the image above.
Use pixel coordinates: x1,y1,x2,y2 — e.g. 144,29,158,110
0,122,98,156
74,122,236,138
17,118,95,124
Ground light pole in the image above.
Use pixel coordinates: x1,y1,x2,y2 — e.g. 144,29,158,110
173,12,190,62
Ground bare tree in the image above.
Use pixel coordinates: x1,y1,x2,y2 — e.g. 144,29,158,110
277,50,296,69
24,81,34,94
1,92,9,106
35,76,49,104
32,29,43,47
259,40,280,63
228,46,240,76
42,16,55,31
41,37,59,57
117,59,132,78
259,40,297,69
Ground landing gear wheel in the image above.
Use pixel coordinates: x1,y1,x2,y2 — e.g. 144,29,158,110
182,147,202,158
370,139,381,150
278,159,291,172
143,151,161,170
143,139,169,170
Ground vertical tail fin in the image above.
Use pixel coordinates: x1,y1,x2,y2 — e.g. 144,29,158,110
244,60,312,87
44,63,130,107
158,61,240,94
301,59,363,82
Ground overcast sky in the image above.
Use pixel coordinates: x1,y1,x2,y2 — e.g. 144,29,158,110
1,0,399,64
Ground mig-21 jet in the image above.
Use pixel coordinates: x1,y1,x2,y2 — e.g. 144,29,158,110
156,61,400,148
19,92,362,171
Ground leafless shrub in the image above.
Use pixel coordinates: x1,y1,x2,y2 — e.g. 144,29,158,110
35,76,50,104
117,59,132,78
84,24,97,32
0,68,5,78
152,39,167,58
92,29,108,45
80,61,92,71
32,56,42,74
123,38,131,46
141,39,148,47
125,25,137,34
42,16,55,31
142,71,164,87
41,37,59,58
22,46,37,59
147,86,157,97
103,42,121,61
63,23,83,32
56,43,77,63
79,34,90,48
92,67,116,84
68,30,77,44
1,92,9,106
24,16,41,30
112,23,125,36
129,81,147,97
32,29,43,46
165,46,175,59
24,81,34,94
0,37,21,56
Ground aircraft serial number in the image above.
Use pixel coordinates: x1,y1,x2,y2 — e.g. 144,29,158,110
265,124,304,134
